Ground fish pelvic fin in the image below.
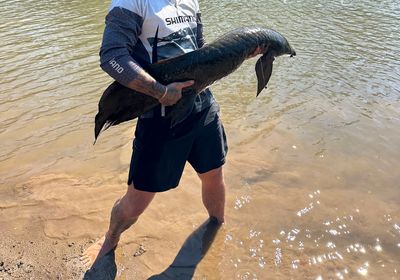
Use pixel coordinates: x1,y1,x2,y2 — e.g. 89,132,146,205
167,92,197,127
255,52,275,97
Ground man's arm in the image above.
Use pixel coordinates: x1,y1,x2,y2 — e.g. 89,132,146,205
100,7,192,106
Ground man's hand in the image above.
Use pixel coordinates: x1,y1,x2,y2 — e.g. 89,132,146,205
158,80,194,106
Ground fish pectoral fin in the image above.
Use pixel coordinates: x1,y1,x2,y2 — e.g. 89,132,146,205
255,52,275,97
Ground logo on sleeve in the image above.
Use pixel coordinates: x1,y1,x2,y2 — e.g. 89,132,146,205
109,58,124,74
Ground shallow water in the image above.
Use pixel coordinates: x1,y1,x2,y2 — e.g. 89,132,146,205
0,0,399,279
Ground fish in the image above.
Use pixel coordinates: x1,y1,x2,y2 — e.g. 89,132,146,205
94,27,296,141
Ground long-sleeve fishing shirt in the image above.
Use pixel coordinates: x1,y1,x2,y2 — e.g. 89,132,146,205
99,0,215,120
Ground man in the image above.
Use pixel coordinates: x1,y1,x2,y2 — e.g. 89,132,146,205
83,0,227,265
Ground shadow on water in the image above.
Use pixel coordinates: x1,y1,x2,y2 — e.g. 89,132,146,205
82,217,220,280
148,217,221,280
83,250,117,280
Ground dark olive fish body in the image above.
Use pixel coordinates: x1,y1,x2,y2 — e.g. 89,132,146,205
95,27,296,141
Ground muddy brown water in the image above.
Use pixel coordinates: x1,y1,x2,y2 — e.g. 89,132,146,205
0,0,399,279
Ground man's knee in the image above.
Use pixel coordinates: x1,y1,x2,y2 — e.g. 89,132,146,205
198,167,224,186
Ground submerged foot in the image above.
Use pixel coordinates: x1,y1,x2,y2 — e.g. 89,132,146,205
210,215,224,225
81,234,119,268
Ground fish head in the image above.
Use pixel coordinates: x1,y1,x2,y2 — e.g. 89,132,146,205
254,29,296,96
259,29,296,58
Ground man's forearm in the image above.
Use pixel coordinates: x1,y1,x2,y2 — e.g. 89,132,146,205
127,68,166,100
100,54,166,100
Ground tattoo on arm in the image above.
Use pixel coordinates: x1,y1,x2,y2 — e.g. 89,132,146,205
127,68,166,100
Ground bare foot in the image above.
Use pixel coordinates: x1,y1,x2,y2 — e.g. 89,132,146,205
81,234,119,268
210,215,224,225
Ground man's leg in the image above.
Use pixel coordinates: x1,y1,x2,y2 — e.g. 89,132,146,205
198,167,225,224
83,185,155,266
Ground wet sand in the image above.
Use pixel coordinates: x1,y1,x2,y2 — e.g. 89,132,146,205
0,165,227,280
0,231,88,279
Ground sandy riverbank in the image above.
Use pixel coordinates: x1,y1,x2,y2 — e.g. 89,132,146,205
0,168,229,280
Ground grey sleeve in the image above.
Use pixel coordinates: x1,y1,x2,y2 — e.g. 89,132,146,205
196,13,206,48
99,7,144,86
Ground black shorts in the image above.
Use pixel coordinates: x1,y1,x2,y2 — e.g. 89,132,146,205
127,104,228,192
